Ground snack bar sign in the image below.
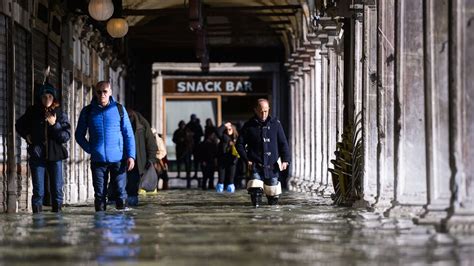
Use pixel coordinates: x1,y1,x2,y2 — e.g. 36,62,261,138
163,78,270,94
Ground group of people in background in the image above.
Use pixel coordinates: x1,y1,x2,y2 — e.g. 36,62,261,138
173,115,244,193
16,80,291,213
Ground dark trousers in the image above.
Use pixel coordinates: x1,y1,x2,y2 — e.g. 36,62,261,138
192,150,200,176
126,167,140,197
91,161,127,205
176,152,191,178
218,160,236,186
201,161,215,190
29,158,63,208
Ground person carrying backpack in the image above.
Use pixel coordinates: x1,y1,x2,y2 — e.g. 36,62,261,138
75,81,136,212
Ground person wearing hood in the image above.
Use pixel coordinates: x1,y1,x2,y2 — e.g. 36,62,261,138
75,81,136,212
236,99,291,207
16,83,71,213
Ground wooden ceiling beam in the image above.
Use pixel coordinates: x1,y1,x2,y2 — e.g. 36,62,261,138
123,5,300,16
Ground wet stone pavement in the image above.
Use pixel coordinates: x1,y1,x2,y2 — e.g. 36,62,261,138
0,189,474,265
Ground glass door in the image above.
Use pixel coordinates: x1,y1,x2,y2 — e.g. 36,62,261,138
164,96,221,160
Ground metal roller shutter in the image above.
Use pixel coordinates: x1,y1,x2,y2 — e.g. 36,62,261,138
32,29,46,84
48,41,60,88
0,15,7,212
14,24,32,211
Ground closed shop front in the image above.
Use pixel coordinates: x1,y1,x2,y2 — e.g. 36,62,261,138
0,14,7,212
14,24,32,211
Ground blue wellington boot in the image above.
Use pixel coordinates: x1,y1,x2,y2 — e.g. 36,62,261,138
226,184,235,193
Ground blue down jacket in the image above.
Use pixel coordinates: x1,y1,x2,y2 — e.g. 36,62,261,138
75,96,136,163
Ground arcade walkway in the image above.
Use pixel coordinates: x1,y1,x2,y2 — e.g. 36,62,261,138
0,189,473,265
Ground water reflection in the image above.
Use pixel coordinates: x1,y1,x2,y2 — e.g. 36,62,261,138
93,213,140,263
0,191,473,265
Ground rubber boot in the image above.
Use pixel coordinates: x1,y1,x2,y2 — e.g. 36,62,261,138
226,184,235,193
267,196,279,205
186,177,191,189
52,203,62,213
216,183,224,193
32,205,42,213
115,199,125,210
248,188,263,207
95,201,106,212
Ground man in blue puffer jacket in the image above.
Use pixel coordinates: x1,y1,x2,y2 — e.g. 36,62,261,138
75,81,136,212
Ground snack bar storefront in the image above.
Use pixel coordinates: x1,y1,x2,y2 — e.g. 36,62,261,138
151,63,281,160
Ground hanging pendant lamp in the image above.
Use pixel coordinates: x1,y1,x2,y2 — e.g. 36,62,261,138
88,0,114,21
107,18,129,38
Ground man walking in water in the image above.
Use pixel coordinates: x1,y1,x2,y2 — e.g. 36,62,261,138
236,99,291,207
75,81,136,211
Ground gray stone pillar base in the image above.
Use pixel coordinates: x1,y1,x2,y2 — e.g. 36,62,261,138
352,199,371,209
413,210,447,231
443,215,474,233
316,184,328,195
383,205,425,219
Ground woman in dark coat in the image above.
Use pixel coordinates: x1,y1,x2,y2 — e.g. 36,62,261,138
216,122,239,193
16,84,71,213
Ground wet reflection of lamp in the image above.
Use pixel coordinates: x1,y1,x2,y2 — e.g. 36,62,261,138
88,0,114,21
107,18,128,38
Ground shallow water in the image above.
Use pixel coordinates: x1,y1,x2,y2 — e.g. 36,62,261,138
0,190,473,265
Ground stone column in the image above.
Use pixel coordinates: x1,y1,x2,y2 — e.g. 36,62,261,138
302,59,312,190
318,47,330,193
351,11,364,203
287,69,296,180
376,0,396,213
336,43,344,144
151,70,163,133
443,0,474,233
352,11,364,122
414,0,451,226
285,58,297,182
361,4,379,206
324,44,337,197
308,55,317,190
295,62,305,189
389,0,427,216
313,50,323,191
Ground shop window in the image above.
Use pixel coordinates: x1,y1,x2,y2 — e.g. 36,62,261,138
165,99,217,160
51,16,61,36
37,3,48,24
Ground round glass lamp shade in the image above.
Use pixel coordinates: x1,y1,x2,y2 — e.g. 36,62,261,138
88,0,114,21
107,18,129,38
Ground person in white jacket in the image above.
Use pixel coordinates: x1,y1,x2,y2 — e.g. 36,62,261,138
151,128,169,190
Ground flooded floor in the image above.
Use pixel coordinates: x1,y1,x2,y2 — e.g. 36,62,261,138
0,189,473,265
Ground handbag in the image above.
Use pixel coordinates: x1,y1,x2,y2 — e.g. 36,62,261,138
139,165,158,192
